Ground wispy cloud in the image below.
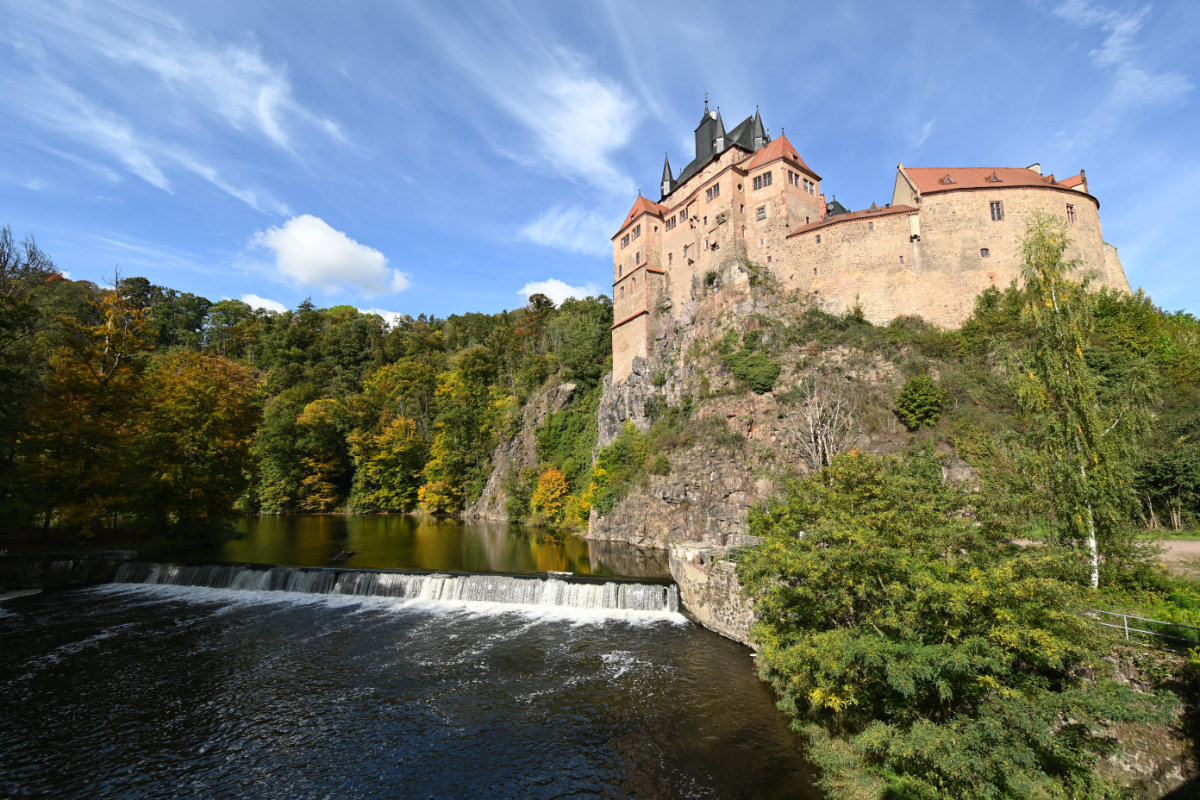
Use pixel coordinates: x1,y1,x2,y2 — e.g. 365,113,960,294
1052,1,1192,145
0,0,341,213
406,5,640,197
251,215,410,298
516,278,602,306
518,205,617,257
910,118,935,149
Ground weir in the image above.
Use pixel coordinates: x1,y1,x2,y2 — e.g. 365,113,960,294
112,562,680,615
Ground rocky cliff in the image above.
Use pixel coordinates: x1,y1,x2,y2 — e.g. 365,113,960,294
591,255,911,549
463,379,577,521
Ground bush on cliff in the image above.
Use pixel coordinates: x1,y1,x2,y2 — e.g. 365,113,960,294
738,450,1173,800
894,374,946,430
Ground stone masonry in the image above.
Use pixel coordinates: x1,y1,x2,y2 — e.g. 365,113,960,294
610,102,1131,382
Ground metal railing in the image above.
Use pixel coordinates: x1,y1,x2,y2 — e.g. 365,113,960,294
1089,609,1200,648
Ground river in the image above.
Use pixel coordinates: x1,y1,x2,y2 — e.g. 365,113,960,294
0,518,819,799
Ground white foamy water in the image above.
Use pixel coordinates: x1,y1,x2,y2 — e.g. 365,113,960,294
107,563,687,624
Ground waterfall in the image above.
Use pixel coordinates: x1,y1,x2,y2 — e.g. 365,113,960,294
111,563,680,614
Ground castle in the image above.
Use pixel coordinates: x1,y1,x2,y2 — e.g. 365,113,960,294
610,103,1130,381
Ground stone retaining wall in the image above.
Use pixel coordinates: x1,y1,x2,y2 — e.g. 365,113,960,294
668,542,757,646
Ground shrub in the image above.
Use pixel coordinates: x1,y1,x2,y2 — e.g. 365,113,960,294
530,466,569,523
738,450,1174,800
895,374,945,430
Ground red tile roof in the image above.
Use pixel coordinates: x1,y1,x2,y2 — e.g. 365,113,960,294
614,196,669,236
904,166,1086,195
741,135,820,179
1058,173,1086,189
787,204,917,237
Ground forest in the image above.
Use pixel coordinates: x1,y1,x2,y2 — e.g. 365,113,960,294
0,226,611,544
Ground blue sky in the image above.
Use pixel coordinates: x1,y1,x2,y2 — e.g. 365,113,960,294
2,0,1197,321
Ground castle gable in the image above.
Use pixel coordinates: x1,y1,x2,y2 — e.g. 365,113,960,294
741,135,820,180
614,196,668,237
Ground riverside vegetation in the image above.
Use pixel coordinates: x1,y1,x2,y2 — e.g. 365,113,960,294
3,217,1200,796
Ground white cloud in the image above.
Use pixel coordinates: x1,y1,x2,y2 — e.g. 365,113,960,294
251,215,410,297
241,294,287,314
1053,1,1192,122
516,278,602,306
407,6,639,196
519,205,616,256
358,307,408,327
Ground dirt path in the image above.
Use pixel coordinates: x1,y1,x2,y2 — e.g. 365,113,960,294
1152,539,1200,578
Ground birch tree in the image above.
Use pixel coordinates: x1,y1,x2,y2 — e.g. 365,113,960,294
1012,213,1156,588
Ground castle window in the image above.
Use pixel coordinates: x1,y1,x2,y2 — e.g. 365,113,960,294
868,221,874,231
683,244,689,258
635,251,640,264
980,248,990,258
706,183,720,202
899,255,905,264
620,286,624,298
816,234,821,244
679,209,687,223
666,216,676,231
632,224,641,241
1066,203,1076,225
756,206,766,221
989,201,1004,221
619,265,623,277
767,255,772,263
620,233,629,248
813,268,818,276
753,171,773,190
759,238,765,246
668,252,673,266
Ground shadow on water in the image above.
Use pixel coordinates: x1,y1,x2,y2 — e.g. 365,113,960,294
203,515,670,579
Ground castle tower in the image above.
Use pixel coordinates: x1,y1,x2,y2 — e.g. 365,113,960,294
660,154,674,199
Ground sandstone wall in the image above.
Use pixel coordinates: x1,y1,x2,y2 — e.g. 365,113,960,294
669,543,757,647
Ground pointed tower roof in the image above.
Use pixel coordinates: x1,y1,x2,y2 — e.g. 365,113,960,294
661,153,674,184
715,107,726,138
750,106,768,149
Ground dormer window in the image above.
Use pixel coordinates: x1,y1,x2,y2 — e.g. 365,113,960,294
941,174,955,185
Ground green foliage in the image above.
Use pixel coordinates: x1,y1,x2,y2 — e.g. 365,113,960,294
589,422,649,515
535,385,600,493
739,450,1174,800
720,329,781,394
894,374,946,430
1012,213,1158,587
0,227,616,543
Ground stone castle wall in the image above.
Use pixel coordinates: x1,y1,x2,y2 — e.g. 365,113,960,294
613,169,1130,376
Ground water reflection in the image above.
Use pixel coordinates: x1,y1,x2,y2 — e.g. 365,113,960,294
218,515,670,579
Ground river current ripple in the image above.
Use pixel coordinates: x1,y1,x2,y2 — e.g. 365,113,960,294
0,584,817,799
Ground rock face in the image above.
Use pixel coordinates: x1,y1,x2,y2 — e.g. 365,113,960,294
464,380,576,521
590,255,910,552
